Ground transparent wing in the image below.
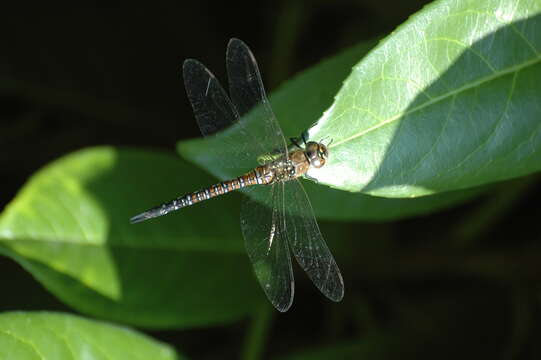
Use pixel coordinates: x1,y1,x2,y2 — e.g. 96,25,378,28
241,184,294,312
282,180,344,302
182,58,267,169
226,38,288,158
183,58,238,137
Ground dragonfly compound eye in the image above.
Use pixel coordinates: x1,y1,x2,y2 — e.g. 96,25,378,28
318,144,329,159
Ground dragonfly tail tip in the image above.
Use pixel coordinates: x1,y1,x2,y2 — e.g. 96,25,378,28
129,213,150,224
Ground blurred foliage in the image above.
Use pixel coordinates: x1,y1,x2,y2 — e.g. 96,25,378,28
0,148,260,328
1,0,541,360
0,312,179,359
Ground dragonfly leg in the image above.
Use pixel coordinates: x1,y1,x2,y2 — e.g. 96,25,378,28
291,130,310,148
301,131,309,145
289,137,302,149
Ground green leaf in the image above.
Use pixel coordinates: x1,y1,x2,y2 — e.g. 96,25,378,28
0,147,262,329
178,39,486,221
0,311,179,360
309,0,541,196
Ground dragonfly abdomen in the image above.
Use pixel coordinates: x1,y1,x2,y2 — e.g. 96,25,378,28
130,169,267,224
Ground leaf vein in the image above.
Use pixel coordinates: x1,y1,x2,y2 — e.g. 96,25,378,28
399,94,456,182
330,55,541,149
51,183,92,244
450,69,518,178
0,329,45,360
509,22,540,56
427,37,497,73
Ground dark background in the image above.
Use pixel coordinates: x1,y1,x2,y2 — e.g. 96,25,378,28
2,1,541,359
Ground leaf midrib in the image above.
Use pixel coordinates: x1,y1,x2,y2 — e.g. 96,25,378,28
330,54,541,149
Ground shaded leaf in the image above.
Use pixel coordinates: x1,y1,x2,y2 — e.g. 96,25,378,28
0,311,179,360
0,147,261,329
303,181,484,221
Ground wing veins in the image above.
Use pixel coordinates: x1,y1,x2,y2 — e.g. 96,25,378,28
283,179,344,302
241,184,294,312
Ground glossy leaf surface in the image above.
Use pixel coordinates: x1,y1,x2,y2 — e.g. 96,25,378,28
308,0,541,196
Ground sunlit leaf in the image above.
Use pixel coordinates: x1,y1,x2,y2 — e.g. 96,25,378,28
0,312,180,360
308,0,541,196
0,147,261,329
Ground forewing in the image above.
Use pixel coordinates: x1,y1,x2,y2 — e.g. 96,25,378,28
183,59,239,137
226,38,288,157
241,184,294,312
283,179,344,302
183,59,266,169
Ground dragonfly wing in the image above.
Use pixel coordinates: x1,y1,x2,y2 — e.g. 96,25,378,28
283,179,344,302
183,59,239,137
183,58,270,169
226,38,288,157
241,184,294,312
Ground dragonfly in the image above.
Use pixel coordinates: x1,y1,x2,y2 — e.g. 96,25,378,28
130,38,343,312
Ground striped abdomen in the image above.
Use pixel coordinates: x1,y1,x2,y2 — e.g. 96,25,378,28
130,167,272,224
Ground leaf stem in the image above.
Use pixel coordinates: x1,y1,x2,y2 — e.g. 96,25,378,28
242,303,273,360
502,286,533,360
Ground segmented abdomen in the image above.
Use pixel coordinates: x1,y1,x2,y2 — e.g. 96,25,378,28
129,167,271,224
180,170,260,205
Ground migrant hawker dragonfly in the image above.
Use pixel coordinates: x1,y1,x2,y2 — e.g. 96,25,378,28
131,39,343,311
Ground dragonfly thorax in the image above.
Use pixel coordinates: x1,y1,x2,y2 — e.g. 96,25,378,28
265,158,296,183
257,140,330,186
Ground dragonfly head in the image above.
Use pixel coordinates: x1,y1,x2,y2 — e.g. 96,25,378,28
305,142,328,168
